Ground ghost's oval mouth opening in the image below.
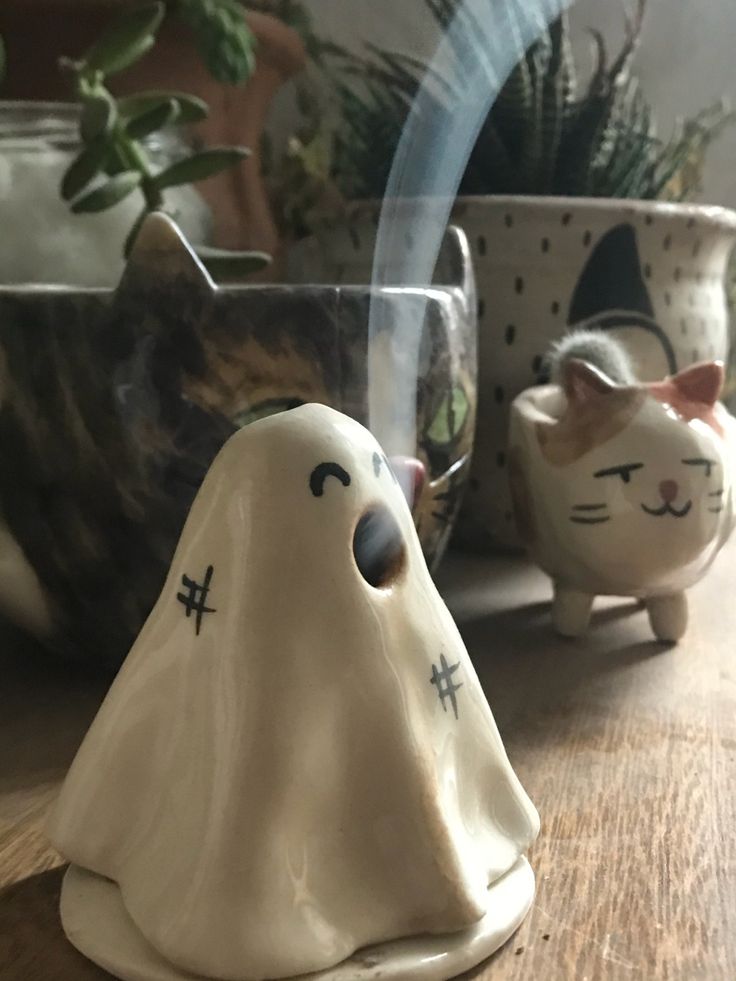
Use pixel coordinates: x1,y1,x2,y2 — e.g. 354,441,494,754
353,506,405,589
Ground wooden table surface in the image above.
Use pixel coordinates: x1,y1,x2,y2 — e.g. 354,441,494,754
1,544,735,980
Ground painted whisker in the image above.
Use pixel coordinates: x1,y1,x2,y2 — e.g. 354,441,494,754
708,489,724,497
569,515,610,525
572,503,608,511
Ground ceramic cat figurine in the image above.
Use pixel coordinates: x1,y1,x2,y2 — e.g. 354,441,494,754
509,332,736,642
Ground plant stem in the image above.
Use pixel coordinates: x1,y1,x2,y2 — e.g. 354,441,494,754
116,131,165,211
71,67,166,214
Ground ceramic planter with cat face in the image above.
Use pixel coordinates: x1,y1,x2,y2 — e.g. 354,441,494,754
509,359,736,641
48,404,539,981
0,214,475,671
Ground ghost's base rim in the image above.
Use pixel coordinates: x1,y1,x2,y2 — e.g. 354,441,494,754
60,858,535,981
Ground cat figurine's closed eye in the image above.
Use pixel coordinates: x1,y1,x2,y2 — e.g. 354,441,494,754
509,331,736,642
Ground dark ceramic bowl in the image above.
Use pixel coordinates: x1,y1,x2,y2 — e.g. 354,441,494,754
0,215,476,671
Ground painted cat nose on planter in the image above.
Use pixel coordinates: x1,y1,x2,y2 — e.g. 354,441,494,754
390,456,426,510
659,480,679,503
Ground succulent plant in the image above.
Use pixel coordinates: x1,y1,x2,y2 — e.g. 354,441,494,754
318,0,732,204
174,0,257,85
58,1,270,275
460,0,733,199
329,45,446,201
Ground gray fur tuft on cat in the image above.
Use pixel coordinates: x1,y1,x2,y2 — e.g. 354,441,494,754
547,330,636,385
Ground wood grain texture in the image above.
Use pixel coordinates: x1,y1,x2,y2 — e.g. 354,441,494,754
2,543,736,980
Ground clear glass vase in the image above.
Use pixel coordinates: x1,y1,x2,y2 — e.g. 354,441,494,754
0,100,213,287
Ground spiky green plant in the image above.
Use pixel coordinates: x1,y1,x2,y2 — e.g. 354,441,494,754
326,44,454,201
325,0,733,203
462,0,733,199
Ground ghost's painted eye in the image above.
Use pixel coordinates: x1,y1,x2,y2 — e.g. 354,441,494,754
310,462,351,497
594,462,644,484
353,506,405,588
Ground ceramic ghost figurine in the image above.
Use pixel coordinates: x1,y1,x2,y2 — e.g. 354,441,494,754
509,332,736,642
47,403,539,981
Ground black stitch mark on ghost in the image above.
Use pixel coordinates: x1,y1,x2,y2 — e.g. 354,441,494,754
177,565,216,636
310,462,351,497
430,653,463,720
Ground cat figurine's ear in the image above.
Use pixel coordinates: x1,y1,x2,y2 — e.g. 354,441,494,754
563,359,617,403
115,211,216,301
110,212,216,350
670,361,724,407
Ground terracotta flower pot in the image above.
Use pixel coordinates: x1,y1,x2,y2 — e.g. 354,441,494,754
0,2,304,258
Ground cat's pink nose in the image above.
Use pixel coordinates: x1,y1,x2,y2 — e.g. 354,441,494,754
390,456,426,510
659,479,679,503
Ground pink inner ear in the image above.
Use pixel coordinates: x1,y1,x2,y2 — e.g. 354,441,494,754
564,359,616,403
671,361,724,406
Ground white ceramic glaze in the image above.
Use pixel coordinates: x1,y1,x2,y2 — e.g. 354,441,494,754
47,403,539,981
509,360,736,640
60,859,535,981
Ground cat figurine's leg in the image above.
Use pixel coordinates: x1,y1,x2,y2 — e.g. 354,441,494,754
553,583,594,637
646,592,688,642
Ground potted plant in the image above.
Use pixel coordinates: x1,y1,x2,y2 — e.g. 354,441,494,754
0,5,479,669
0,0,306,276
278,0,736,549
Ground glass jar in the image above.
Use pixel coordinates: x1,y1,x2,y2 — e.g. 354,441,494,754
0,100,213,286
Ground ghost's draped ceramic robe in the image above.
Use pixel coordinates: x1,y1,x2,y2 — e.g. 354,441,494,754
47,404,538,981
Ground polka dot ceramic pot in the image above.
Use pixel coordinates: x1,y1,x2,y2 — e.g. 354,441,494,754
289,196,736,549
455,196,736,548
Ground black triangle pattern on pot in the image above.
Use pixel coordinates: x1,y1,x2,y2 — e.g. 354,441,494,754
567,222,677,375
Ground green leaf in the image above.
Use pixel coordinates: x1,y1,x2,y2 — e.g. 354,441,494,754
176,0,256,85
83,2,164,77
80,91,117,142
196,246,271,280
70,171,142,213
60,139,109,200
492,47,533,166
105,144,132,176
119,91,209,124
126,98,179,139
89,33,156,79
154,147,249,189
